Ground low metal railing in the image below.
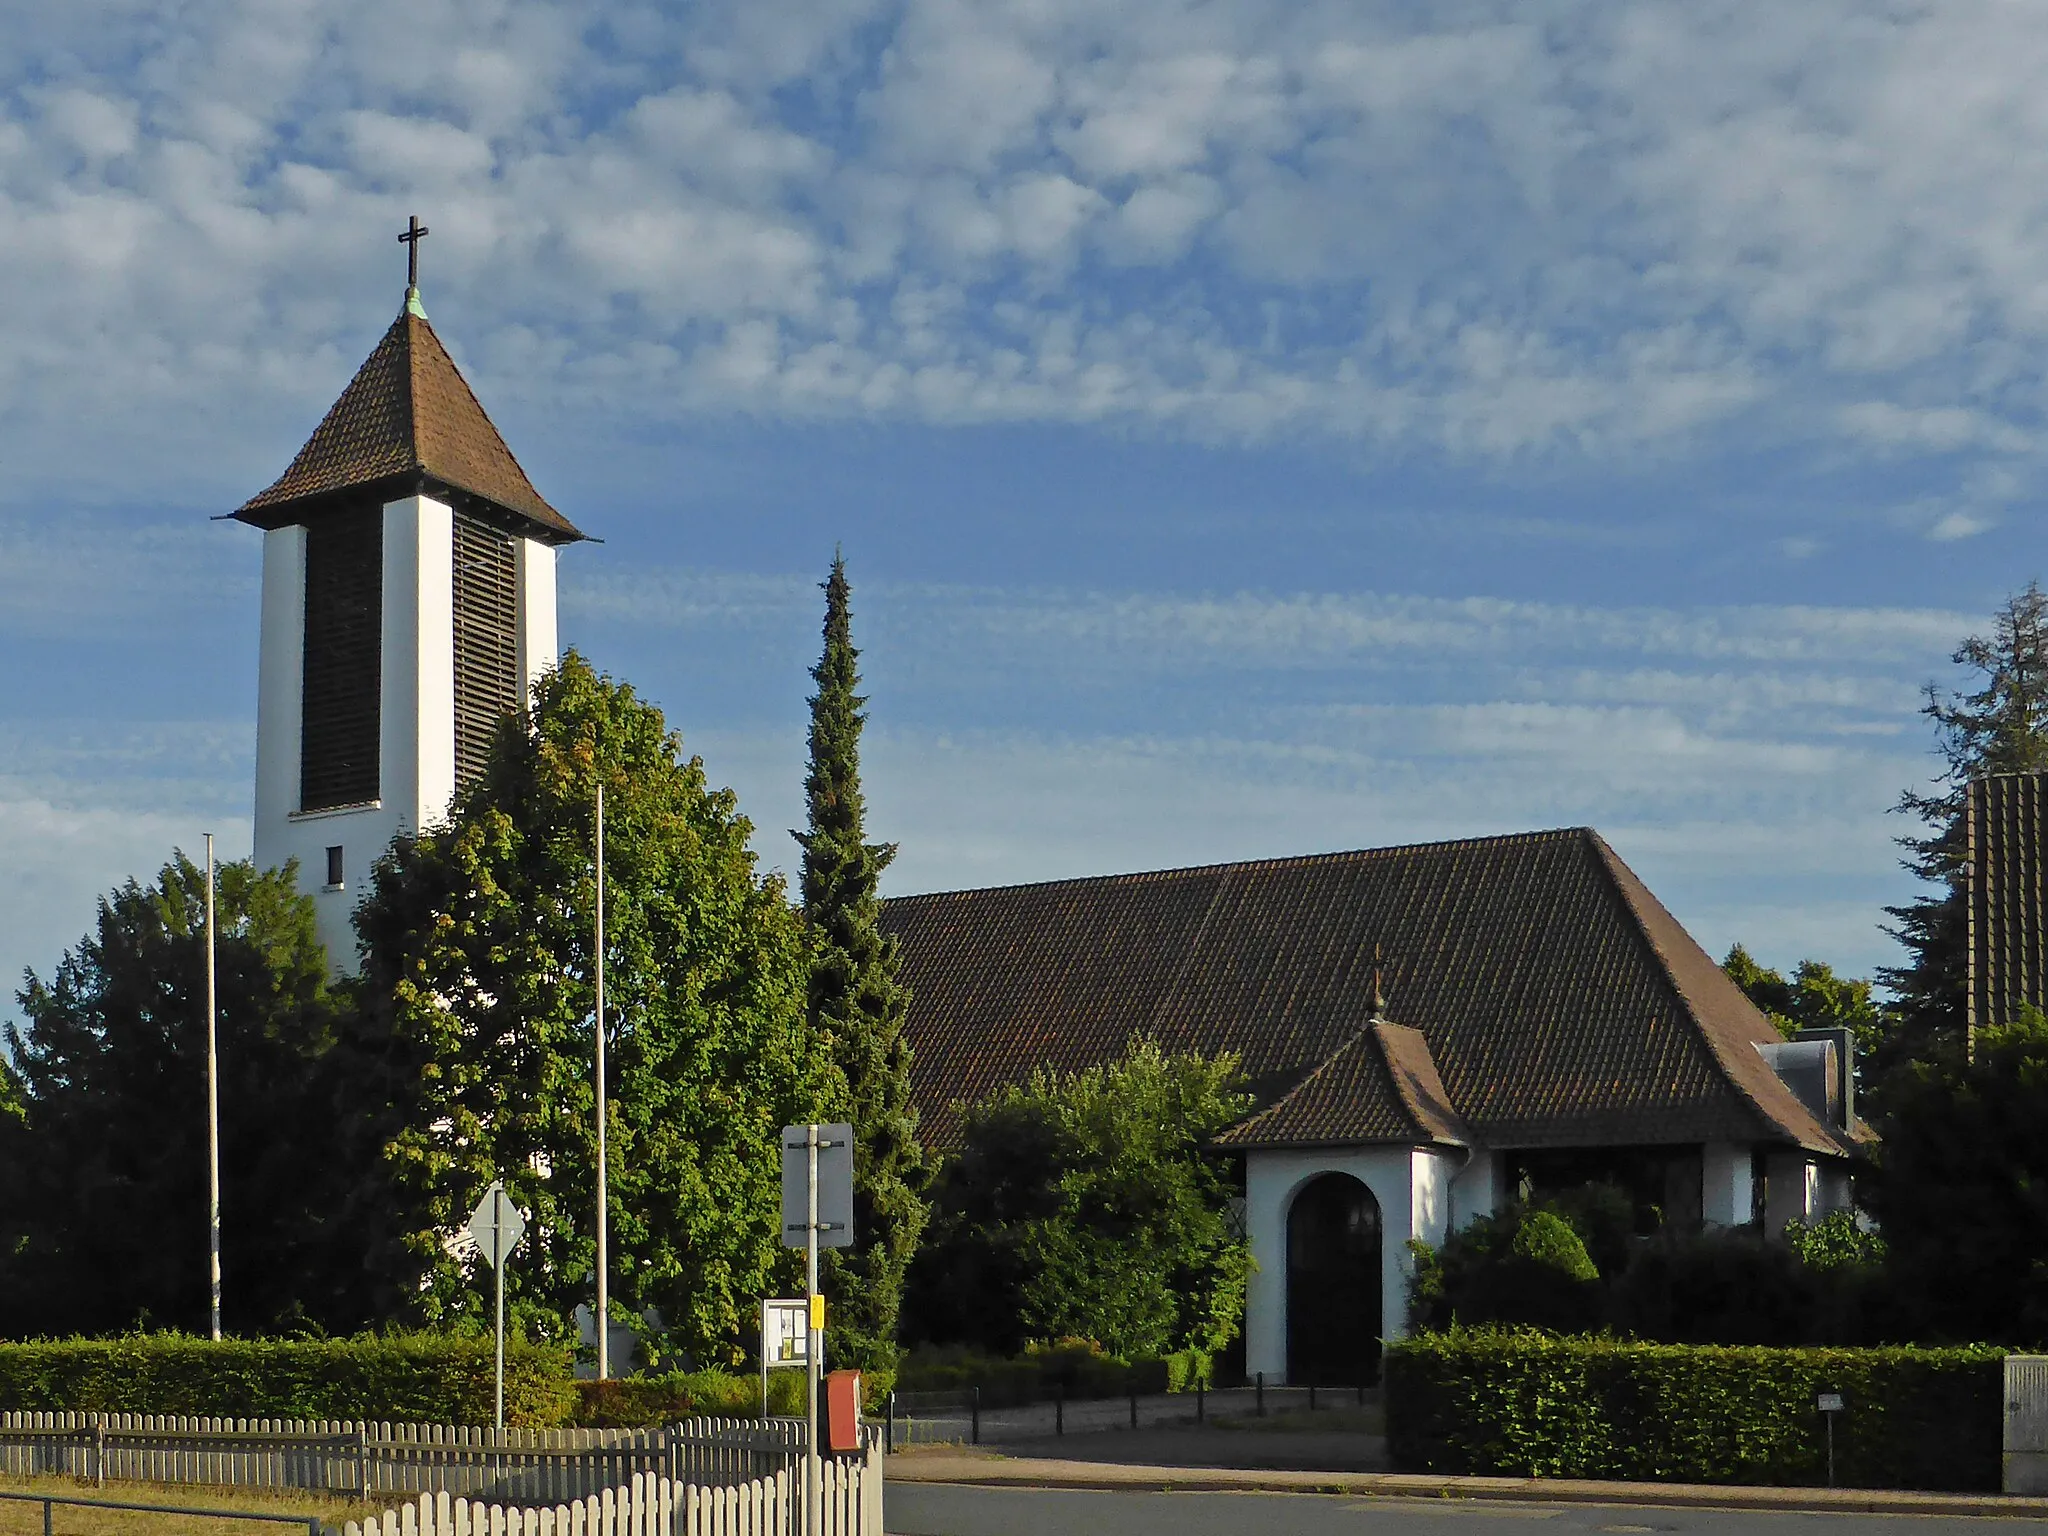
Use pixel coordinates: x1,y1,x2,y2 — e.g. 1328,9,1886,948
0,1487,326,1536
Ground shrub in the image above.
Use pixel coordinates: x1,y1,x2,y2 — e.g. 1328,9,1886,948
1608,1227,1816,1345
1385,1330,2002,1491
895,1340,1192,1407
573,1369,804,1426
1408,1207,1603,1335
0,1334,576,1426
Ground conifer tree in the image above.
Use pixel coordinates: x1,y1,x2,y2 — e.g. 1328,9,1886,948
794,555,927,1372
2,855,352,1335
1881,581,2048,1083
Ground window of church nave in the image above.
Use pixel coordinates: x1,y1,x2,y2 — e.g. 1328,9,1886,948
301,505,383,810
452,508,519,791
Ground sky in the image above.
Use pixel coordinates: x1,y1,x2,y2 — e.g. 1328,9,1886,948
2,0,2045,1009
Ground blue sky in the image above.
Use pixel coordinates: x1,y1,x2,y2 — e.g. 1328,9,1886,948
2,0,2043,1006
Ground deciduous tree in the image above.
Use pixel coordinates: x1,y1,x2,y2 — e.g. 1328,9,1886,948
909,1039,1251,1362
350,652,828,1364
1722,945,1887,1065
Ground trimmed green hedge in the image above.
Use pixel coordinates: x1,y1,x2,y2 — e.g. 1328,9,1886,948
1385,1331,2003,1491
573,1366,897,1426
897,1342,1210,1407
0,1335,577,1427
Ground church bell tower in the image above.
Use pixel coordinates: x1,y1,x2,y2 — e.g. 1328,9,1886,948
232,222,586,971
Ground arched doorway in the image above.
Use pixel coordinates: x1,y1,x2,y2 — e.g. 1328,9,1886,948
1286,1172,1382,1386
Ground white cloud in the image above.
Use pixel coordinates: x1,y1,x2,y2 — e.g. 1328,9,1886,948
0,0,2045,496
565,564,1957,979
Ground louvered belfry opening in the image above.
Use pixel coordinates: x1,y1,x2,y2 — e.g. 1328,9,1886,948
1969,772,2048,1035
301,506,384,811
453,508,519,791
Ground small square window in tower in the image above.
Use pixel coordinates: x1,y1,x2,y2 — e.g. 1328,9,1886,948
453,510,519,790
301,507,383,811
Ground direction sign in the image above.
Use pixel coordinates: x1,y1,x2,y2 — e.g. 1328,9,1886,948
468,1183,526,1269
780,1123,855,1250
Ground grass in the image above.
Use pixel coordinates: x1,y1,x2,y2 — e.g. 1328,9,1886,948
0,1473,378,1535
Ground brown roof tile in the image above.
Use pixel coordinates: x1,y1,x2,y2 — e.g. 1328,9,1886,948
234,301,584,544
881,828,1851,1156
1218,1021,1472,1149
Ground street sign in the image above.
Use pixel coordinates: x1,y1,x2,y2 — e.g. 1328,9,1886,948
468,1184,526,1268
762,1299,809,1367
467,1181,526,1433
1818,1392,1844,1413
780,1123,854,1250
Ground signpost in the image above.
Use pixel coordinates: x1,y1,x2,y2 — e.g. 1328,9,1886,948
781,1124,853,1536
1818,1391,1846,1486
468,1183,527,1432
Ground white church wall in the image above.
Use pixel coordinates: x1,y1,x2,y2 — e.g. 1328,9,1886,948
254,517,379,970
1763,1150,1820,1234
1447,1148,1503,1230
1243,1146,1427,1385
1702,1141,1755,1225
516,537,557,700
382,495,457,838
253,496,474,976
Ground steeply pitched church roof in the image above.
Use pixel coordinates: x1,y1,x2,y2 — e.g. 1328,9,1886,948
234,296,584,544
880,827,1855,1157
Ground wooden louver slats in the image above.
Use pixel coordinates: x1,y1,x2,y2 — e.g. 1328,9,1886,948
301,507,383,811
453,510,519,791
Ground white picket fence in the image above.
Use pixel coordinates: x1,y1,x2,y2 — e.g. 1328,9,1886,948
346,1454,882,1536
0,1413,675,1501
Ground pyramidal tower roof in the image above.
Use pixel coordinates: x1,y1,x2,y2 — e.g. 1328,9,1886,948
234,290,584,544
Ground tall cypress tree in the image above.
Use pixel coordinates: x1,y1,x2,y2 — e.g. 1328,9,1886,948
1880,581,2048,1084
795,554,927,1373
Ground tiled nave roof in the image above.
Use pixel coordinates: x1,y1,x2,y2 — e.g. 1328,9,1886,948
881,828,1852,1157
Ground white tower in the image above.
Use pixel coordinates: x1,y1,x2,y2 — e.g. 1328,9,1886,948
233,265,586,972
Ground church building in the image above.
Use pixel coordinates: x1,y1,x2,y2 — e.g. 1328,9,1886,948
882,827,1868,1384
231,232,585,969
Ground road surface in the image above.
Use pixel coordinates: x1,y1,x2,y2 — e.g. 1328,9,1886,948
886,1485,2048,1536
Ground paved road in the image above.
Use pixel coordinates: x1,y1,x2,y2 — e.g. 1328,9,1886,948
886,1485,2048,1536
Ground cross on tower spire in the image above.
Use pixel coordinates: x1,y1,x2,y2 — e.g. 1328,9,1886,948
398,215,430,291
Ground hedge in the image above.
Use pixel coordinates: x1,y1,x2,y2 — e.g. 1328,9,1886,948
0,1335,577,1427
1385,1331,2003,1492
573,1366,896,1426
897,1342,1210,1408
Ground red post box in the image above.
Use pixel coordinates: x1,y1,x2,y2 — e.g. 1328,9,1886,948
825,1369,863,1452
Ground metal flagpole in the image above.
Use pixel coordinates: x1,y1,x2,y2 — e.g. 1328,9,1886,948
594,782,609,1383
806,1123,821,1536
204,833,221,1342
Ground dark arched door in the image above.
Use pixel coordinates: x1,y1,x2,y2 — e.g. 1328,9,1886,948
1287,1172,1382,1386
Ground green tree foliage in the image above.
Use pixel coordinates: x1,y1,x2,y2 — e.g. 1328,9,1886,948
0,855,351,1336
1407,1205,1603,1334
792,556,928,1372
1603,1223,1895,1346
1722,945,1887,1064
1870,1009,2048,1344
908,1039,1252,1361
1882,582,2048,1080
349,653,827,1364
